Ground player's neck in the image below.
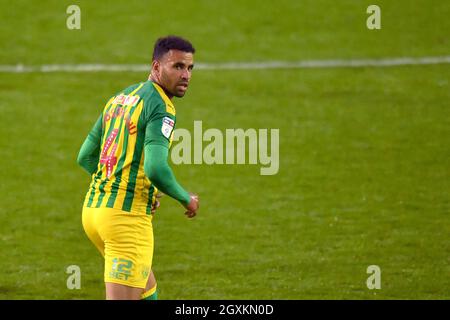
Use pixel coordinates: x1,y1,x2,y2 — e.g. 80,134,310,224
148,75,173,100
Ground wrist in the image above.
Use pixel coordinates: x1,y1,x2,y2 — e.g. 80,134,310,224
180,190,191,206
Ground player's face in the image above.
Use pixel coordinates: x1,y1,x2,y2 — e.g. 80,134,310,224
157,50,194,98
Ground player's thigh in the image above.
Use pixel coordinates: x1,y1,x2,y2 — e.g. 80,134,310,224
99,209,154,290
106,269,156,300
105,282,144,300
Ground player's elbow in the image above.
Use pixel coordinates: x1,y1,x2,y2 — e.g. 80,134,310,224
77,151,95,174
144,144,171,185
144,160,157,181
145,159,169,187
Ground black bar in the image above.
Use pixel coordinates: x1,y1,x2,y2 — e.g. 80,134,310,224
0,300,447,319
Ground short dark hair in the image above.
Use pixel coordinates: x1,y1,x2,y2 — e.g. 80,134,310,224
152,35,195,61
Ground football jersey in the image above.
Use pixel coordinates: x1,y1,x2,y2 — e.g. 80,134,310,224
83,81,176,215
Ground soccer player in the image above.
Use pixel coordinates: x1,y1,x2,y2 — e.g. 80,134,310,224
77,35,199,300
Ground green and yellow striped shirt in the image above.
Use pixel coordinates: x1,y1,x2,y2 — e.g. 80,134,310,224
83,81,176,215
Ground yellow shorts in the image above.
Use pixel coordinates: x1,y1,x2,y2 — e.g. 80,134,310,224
82,206,153,289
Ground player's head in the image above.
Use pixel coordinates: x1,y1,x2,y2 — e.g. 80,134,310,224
150,35,195,98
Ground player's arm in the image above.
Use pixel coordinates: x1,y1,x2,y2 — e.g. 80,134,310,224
144,144,190,205
77,115,102,175
143,113,198,214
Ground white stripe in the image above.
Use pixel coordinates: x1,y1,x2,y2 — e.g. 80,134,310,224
1,56,449,73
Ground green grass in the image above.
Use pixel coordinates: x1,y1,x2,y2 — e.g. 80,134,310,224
1,0,449,64
0,0,449,299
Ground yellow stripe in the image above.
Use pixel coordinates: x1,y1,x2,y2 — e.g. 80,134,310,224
130,150,148,213
113,100,144,210
104,96,116,112
93,84,145,209
99,84,144,208
100,83,143,152
83,97,115,207
97,113,125,207
98,91,141,207
129,83,145,97
152,82,176,116
101,96,119,145
90,178,103,207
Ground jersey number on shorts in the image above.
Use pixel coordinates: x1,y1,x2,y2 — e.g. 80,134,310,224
110,258,133,281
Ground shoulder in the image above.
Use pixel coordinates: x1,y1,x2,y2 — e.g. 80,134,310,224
106,82,145,107
117,81,175,116
146,82,176,117
136,82,174,123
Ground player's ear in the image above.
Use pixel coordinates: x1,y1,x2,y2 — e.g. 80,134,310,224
151,60,160,76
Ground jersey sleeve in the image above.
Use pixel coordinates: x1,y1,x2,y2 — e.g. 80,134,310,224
144,102,176,148
87,114,103,143
141,97,190,206
77,114,102,174
144,144,191,205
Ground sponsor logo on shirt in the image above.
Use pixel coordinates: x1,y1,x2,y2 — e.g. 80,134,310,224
161,117,175,139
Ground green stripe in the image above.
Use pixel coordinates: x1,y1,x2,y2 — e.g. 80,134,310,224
145,184,156,215
105,137,127,208
86,99,114,207
105,102,141,208
86,100,116,207
101,99,116,130
122,117,146,212
119,84,148,212
86,171,101,207
95,180,108,208
96,107,129,208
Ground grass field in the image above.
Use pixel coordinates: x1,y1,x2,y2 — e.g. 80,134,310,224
0,0,449,299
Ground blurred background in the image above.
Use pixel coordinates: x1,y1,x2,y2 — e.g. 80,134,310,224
0,0,448,299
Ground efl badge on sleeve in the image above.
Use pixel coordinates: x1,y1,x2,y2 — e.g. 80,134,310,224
161,117,175,139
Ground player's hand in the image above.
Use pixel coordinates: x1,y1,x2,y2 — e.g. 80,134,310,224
184,193,199,218
151,193,164,214
151,200,160,214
